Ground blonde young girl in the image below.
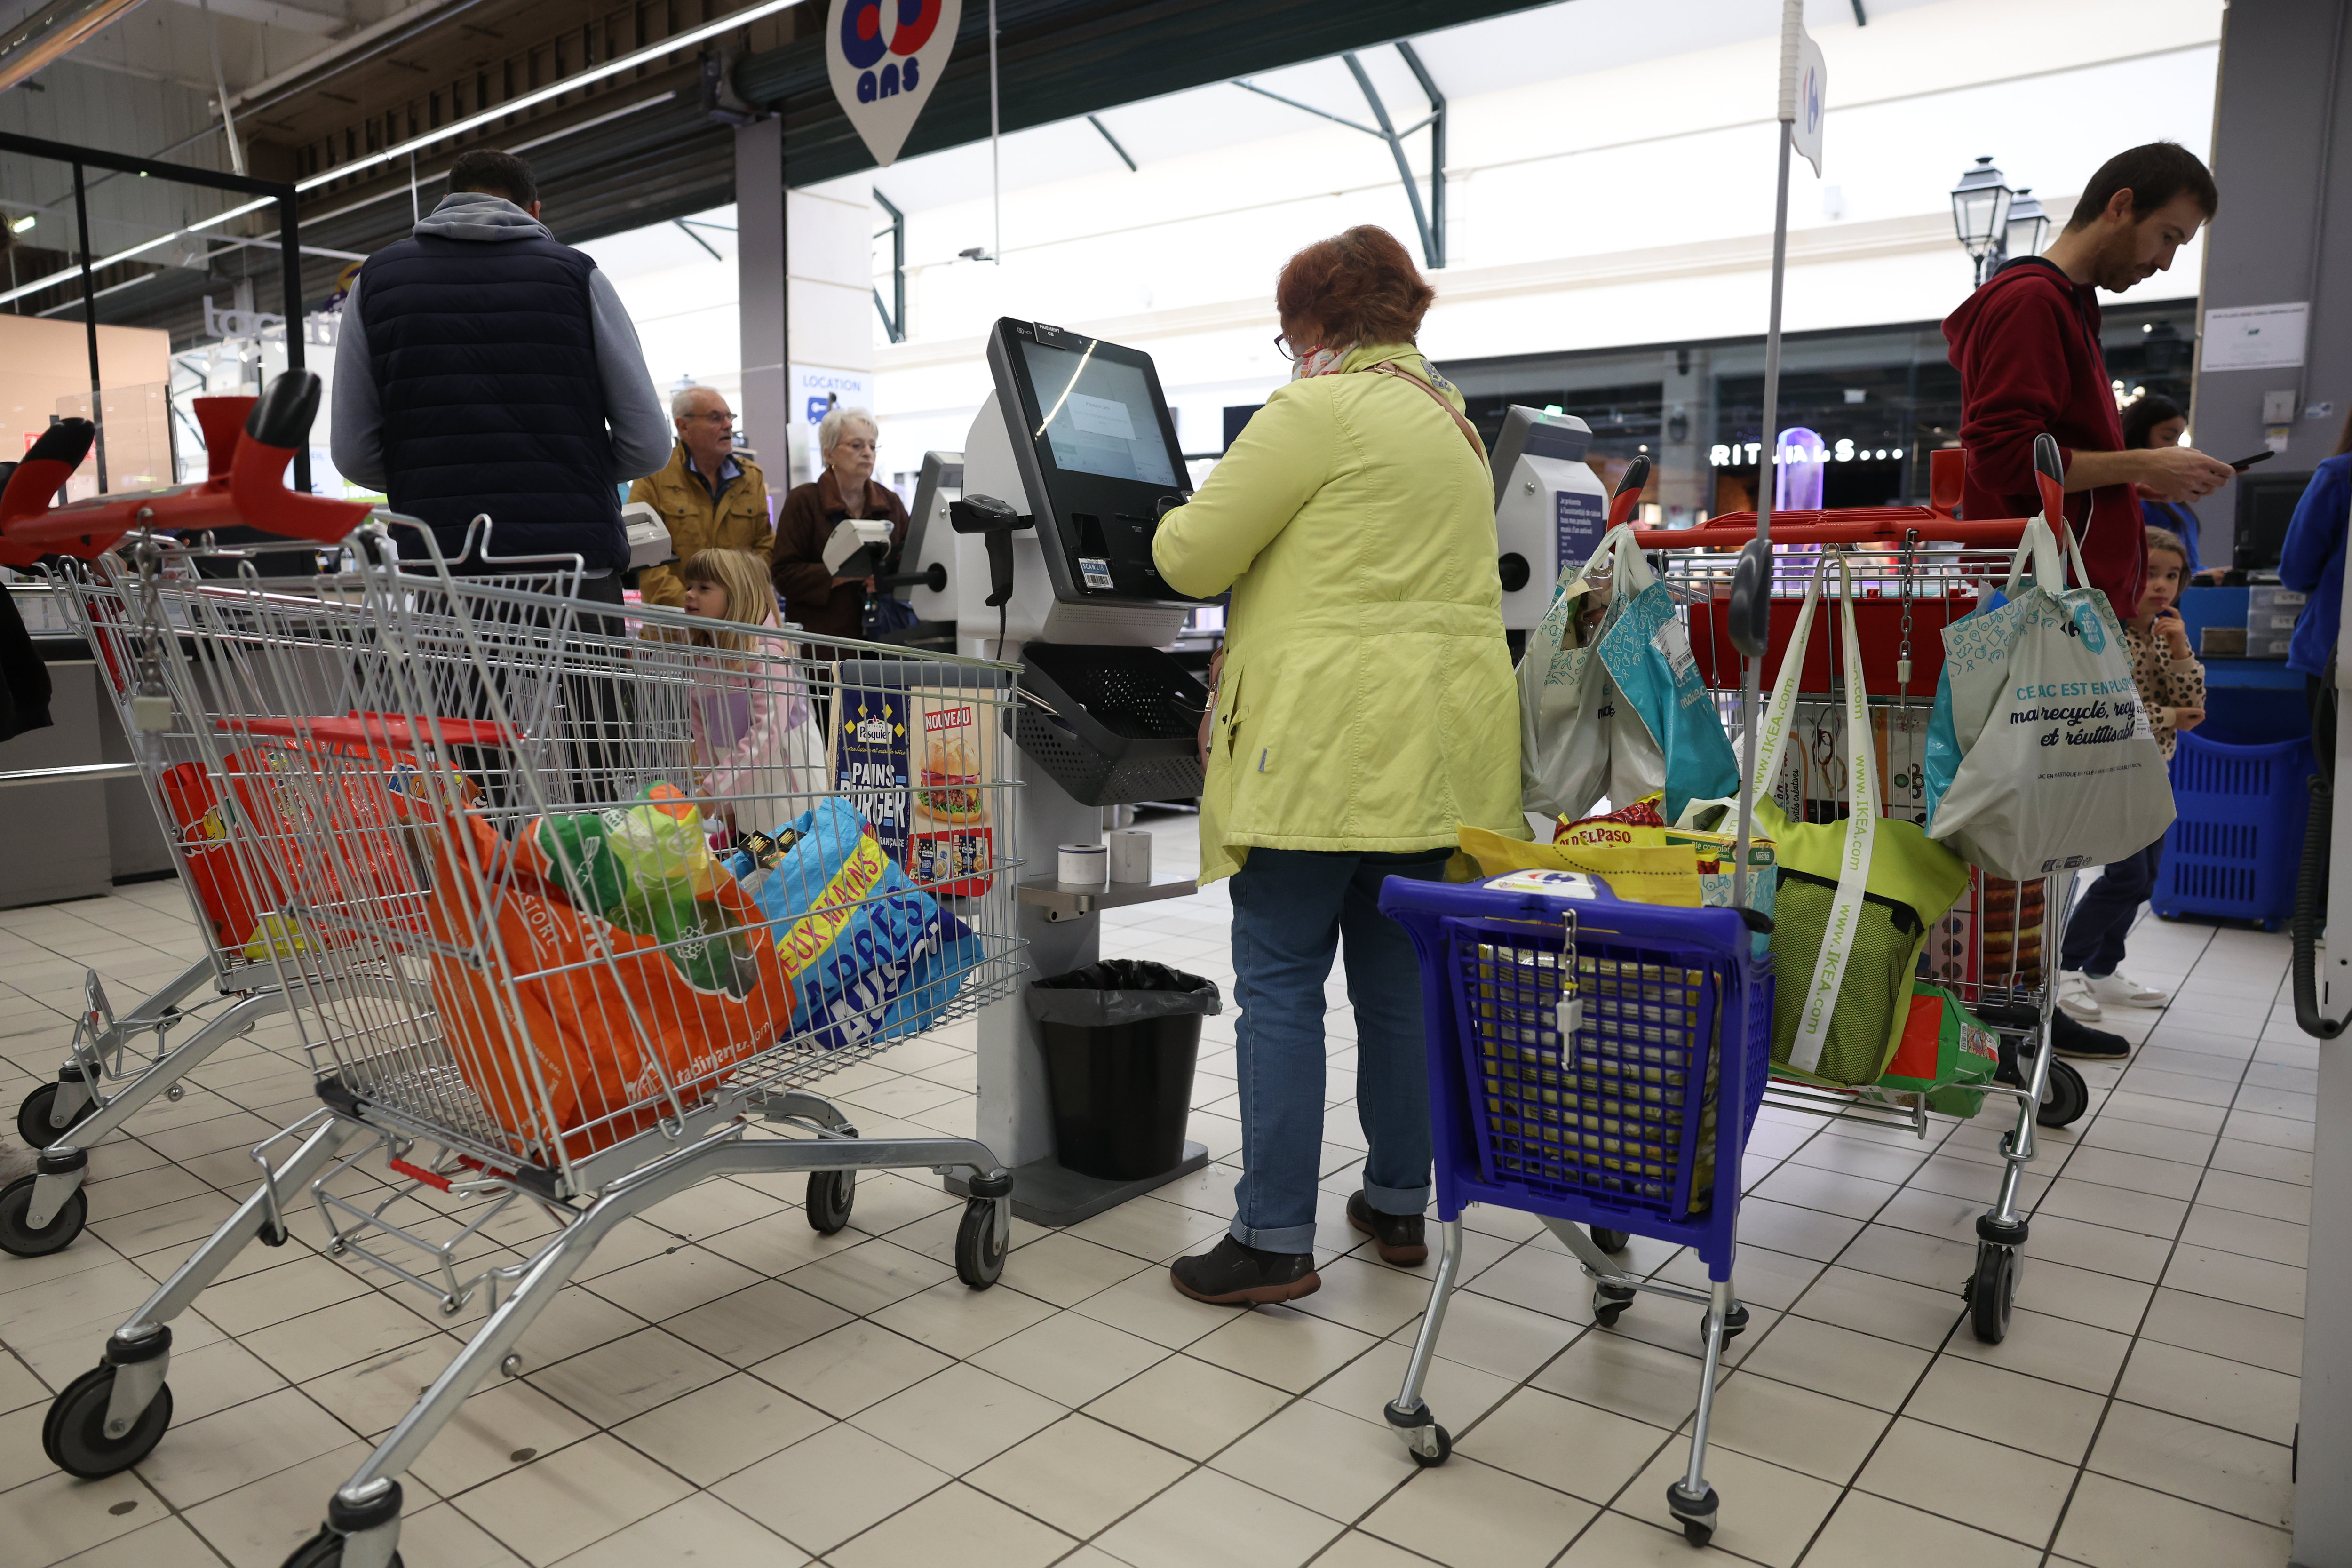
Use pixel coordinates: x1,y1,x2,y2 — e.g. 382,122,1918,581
2054,526,2206,1048
677,548,826,834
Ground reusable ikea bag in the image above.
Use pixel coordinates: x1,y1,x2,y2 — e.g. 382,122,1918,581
1923,514,2175,879
412,794,793,1166
1755,556,1972,1087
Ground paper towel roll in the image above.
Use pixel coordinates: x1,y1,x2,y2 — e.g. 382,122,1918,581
1106,828,1153,883
1057,843,1108,885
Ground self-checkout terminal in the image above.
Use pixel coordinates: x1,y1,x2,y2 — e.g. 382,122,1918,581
1490,404,1610,644
912,318,1216,1225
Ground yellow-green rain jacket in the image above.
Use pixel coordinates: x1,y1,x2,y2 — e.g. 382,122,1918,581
1152,342,1526,883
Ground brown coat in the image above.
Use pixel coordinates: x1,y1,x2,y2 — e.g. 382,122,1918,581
772,469,909,646
629,444,774,609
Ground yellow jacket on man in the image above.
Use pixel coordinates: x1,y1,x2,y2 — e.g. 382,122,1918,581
630,444,774,608
1152,342,1526,884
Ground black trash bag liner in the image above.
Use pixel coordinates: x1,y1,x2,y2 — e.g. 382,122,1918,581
1025,960,1222,1026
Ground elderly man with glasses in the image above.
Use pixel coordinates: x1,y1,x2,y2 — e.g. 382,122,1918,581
631,385,776,610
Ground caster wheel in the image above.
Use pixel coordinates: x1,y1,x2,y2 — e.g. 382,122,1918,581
1667,1481,1719,1548
1592,1282,1636,1329
1704,1302,1752,1345
805,1169,855,1235
0,1173,87,1258
282,1527,405,1568
17,1082,93,1149
2037,1060,2089,1130
1589,1226,1631,1253
42,1363,173,1479
1408,1423,1452,1468
954,1198,1005,1289
1967,1240,2017,1344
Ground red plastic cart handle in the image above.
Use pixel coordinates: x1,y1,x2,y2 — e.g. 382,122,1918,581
228,373,376,545
1631,507,2033,550
218,712,519,751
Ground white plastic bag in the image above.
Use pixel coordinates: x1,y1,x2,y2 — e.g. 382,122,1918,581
1925,515,2175,879
1518,529,1662,819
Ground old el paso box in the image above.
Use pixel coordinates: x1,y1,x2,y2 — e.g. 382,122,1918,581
830,661,999,898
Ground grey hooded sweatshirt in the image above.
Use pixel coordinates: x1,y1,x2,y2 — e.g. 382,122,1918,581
329,192,674,510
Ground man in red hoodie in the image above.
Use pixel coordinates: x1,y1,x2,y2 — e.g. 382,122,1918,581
1944,142,2235,624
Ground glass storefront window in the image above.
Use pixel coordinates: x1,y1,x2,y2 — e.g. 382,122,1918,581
1445,298,2197,524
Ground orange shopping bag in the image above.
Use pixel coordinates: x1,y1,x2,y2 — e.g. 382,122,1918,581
413,806,794,1166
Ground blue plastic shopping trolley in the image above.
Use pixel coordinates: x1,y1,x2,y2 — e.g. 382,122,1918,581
1376,872,1773,1547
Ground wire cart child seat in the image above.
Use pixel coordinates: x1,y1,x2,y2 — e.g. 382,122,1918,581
13,376,1031,1568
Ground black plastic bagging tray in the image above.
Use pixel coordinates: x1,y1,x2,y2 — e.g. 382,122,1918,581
1013,642,1207,807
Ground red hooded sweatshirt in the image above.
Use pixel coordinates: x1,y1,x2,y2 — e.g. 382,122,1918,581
1943,257,2144,623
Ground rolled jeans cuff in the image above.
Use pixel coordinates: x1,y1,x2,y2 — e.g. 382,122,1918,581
1362,1178,1429,1217
1228,1217,1319,1255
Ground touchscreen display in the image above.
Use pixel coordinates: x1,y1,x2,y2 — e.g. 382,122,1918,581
1020,339,1179,488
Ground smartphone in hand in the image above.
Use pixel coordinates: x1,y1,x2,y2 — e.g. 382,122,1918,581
2227,451,2277,472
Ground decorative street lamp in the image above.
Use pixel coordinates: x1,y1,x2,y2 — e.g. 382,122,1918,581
1950,155,2015,286
2004,187,2050,268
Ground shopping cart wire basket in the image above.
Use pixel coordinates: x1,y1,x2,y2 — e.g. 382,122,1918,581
1378,876,1770,1546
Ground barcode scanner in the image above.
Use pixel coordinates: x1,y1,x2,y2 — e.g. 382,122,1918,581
948,493,1034,609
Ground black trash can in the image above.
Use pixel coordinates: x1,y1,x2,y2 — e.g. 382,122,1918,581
1026,961,1221,1182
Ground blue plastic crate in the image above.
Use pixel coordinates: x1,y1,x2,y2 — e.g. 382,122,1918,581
1382,878,1772,1279
2154,731,2319,931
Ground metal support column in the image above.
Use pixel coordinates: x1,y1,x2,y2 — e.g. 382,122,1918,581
70,160,105,493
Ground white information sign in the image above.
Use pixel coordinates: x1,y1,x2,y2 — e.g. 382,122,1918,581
2202,302,2310,372
826,0,964,170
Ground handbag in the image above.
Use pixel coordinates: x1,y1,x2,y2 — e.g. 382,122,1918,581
1923,511,2176,879
1753,555,1971,1087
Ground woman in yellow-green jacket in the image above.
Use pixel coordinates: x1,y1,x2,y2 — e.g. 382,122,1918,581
1154,226,1524,1305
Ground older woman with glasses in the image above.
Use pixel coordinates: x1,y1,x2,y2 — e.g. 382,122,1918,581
1154,225,1524,1304
773,405,908,669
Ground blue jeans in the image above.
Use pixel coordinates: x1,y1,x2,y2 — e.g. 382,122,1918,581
1226,848,1447,1253
2059,837,2165,977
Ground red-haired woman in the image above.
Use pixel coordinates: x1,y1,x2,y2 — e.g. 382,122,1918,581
1152,226,1524,1304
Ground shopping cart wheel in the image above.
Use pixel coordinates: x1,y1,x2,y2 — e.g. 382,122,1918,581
955,1197,1005,1289
806,1169,856,1235
41,1363,173,1479
1589,1226,1631,1253
1967,1241,2016,1344
0,1173,87,1257
1667,1481,1718,1547
17,1082,95,1149
2037,1061,2089,1130
1592,1281,1637,1328
282,1530,404,1568
1704,1302,1752,1345
1408,1424,1452,1468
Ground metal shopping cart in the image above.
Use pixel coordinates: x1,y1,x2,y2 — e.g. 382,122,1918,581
1636,488,2089,1347
19,387,1027,1568
0,533,584,1259
1378,878,1773,1547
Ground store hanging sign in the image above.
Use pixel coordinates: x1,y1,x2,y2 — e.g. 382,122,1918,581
1779,0,1827,177
827,0,963,169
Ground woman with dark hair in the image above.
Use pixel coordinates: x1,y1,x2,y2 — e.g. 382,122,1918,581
2122,394,2210,575
1150,226,1525,1304
2279,407,2352,772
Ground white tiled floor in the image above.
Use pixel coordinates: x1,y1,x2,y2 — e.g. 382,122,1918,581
0,814,2316,1566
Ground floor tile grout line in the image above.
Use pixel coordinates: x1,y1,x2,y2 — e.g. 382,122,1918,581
2030,944,2288,1566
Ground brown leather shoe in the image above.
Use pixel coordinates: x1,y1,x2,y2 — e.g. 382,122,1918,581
1169,1235,1321,1305
1347,1191,1429,1266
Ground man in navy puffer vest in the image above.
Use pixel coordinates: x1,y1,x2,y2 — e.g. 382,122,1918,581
331,149,671,597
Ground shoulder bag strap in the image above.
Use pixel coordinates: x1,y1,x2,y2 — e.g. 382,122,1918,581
1363,361,1488,462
